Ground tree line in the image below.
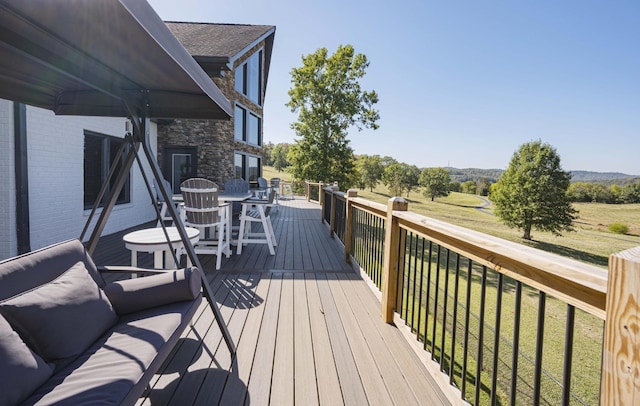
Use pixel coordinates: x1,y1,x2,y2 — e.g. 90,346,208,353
264,140,640,205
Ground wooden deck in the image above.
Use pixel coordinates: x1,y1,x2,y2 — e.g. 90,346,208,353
92,197,449,405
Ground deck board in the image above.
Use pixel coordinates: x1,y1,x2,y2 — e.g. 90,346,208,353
92,197,450,405
293,272,319,405
305,272,343,405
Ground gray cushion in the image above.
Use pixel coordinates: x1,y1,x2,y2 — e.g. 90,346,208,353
0,261,118,362
104,267,201,315
0,313,54,405
23,298,201,405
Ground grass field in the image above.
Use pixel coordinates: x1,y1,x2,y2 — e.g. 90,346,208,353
355,184,640,269
263,165,640,267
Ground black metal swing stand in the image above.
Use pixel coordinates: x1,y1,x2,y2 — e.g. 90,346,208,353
0,0,236,355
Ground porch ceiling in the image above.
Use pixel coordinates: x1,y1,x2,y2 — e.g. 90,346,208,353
0,0,232,120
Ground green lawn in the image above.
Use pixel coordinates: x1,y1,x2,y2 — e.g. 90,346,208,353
262,166,293,182
354,185,640,269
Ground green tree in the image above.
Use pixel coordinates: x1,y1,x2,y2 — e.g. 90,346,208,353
490,140,577,240
286,45,379,188
404,165,421,197
419,167,451,201
382,162,419,197
356,154,384,191
460,180,476,194
262,141,274,166
271,143,291,171
476,177,492,196
621,181,640,203
382,163,405,196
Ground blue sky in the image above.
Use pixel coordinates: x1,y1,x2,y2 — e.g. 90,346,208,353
148,0,639,175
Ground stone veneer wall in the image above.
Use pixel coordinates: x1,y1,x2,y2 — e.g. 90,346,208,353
156,41,266,186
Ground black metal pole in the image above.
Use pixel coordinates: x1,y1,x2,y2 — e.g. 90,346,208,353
13,102,30,254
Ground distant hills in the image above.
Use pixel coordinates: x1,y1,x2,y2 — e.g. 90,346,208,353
445,167,639,184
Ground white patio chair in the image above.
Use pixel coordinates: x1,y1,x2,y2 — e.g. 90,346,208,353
236,189,277,255
256,176,269,199
281,181,294,200
180,178,230,270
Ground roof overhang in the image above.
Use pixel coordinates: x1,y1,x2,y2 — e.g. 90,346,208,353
0,0,232,120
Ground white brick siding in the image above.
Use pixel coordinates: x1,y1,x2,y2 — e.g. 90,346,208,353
0,100,16,259
0,101,157,259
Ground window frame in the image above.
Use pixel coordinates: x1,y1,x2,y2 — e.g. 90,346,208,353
234,48,264,106
234,151,262,188
83,130,131,210
234,102,262,147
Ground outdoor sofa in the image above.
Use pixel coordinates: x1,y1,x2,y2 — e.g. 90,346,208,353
0,239,202,405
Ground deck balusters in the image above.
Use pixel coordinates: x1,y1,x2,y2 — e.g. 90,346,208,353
375,215,385,289
510,281,522,405
461,259,473,399
323,190,331,223
431,245,442,359
416,238,426,345
490,273,503,404
440,249,451,371
562,305,575,405
350,208,386,290
533,292,546,405
333,196,346,242
449,253,461,386
474,266,488,405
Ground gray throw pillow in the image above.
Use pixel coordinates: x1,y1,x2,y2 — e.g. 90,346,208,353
0,261,118,362
0,314,54,405
104,267,201,315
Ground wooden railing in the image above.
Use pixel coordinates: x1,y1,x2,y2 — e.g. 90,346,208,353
309,183,640,405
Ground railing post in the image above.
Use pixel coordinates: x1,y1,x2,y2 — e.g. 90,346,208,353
320,183,325,223
305,181,310,202
381,197,408,323
601,246,640,405
344,189,358,263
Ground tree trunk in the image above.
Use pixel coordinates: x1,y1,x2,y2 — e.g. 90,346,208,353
523,223,532,240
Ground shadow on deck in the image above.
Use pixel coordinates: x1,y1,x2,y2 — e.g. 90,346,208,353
92,197,449,405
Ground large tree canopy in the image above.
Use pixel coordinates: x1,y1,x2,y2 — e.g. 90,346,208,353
356,154,384,192
491,140,577,240
419,167,451,201
286,45,379,188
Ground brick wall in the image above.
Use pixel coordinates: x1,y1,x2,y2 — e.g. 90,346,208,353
157,42,265,186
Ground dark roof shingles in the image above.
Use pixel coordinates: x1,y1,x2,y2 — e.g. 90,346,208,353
165,22,274,60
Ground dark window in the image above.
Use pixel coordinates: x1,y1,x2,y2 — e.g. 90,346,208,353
234,104,246,141
234,152,261,188
162,146,198,194
83,131,130,209
234,49,263,106
234,103,261,146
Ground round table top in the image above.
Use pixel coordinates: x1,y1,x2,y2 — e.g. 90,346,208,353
123,226,199,246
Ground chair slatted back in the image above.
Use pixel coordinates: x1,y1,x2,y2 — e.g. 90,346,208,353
180,178,220,226
264,189,276,217
223,178,249,194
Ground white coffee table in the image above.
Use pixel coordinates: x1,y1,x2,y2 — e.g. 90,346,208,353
123,226,200,269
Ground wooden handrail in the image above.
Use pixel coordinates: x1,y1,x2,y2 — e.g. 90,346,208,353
394,210,607,318
309,182,640,404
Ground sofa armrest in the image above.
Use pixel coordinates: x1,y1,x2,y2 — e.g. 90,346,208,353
98,265,171,275
103,267,202,315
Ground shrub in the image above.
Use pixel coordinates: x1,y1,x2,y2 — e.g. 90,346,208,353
608,222,629,235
